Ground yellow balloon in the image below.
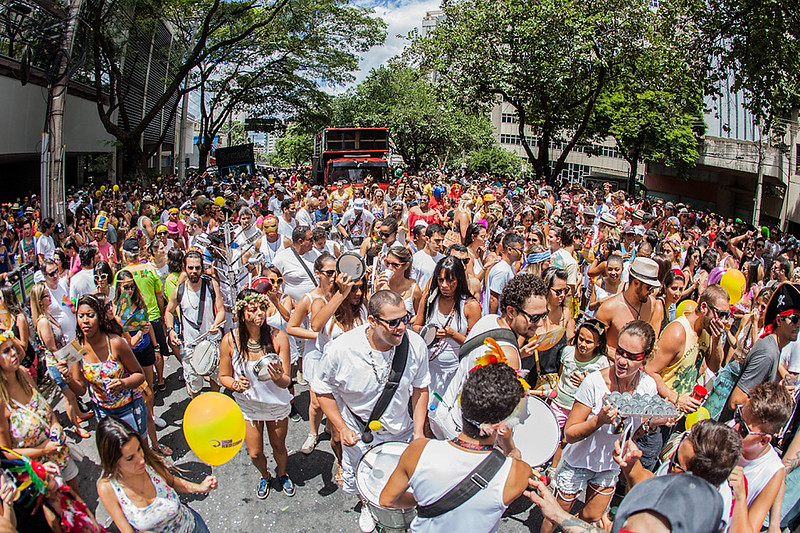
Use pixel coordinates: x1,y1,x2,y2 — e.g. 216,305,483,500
100,185,106,192
720,269,746,305
685,407,710,429
95,190,102,197
113,185,120,192
183,392,245,466
676,299,697,318
214,196,225,207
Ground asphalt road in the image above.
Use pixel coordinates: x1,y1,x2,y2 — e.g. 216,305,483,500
50,355,545,532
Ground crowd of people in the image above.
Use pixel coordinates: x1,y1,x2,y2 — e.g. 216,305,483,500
0,167,798,532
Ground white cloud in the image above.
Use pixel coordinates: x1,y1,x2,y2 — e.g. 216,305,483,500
325,0,441,94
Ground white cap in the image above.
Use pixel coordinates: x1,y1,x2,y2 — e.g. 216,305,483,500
353,198,365,211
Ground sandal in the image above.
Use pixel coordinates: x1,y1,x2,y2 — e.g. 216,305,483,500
153,443,173,456
157,381,167,391
77,411,95,422
76,428,91,439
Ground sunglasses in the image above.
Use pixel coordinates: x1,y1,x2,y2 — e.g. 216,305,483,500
375,313,411,328
44,270,58,278
514,307,549,324
385,260,405,269
269,277,283,285
94,273,108,281
616,346,647,362
318,269,336,277
783,314,800,326
551,288,570,297
734,406,771,439
120,283,136,292
380,232,394,238
708,304,731,320
158,231,168,236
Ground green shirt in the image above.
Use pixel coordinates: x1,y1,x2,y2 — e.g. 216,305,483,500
119,264,163,321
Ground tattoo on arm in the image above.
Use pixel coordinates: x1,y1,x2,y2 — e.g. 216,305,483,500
786,451,800,473
558,516,606,533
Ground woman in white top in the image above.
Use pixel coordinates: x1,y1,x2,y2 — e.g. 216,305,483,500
374,246,422,317
147,240,170,286
543,320,659,533
218,289,294,499
97,416,216,533
412,256,481,402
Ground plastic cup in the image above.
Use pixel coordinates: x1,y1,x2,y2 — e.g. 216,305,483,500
691,384,708,401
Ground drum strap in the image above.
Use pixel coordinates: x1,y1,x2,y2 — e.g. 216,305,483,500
291,247,318,287
416,448,506,518
347,333,409,443
458,328,519,360
178,278,213,332
347,209,363,233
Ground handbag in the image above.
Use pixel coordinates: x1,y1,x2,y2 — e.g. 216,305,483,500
533,350,559,393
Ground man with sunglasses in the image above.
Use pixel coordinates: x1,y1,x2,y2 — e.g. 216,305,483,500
315,290,430,532
727,283,800,418
646,285,729,414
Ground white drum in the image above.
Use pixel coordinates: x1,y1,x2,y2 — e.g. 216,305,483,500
337,252,366,281
419,324,438,347
356,441,416,530
252,352,281,381
190,339,220,377
513,396,560,467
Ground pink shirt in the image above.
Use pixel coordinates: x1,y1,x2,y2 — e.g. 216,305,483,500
90,240,117,264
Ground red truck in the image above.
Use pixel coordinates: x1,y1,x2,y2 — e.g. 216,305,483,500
312,127,391,188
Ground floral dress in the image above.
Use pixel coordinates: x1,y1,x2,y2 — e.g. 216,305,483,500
80,337,141,410
8,389,69,471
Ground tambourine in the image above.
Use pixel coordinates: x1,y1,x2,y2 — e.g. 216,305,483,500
419,324,438,347
252,352,281,381
251,276,273,294
336,252,366,281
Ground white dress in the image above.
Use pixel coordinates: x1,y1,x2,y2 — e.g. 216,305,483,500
231,341,292,421
427,296,471,400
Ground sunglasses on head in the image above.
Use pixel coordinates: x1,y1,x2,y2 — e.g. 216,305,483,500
616,346,646,362
374,313,411,328
734,406,771,439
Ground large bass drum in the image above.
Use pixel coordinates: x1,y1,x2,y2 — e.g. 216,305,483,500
355,441,416,531
513,396,560,466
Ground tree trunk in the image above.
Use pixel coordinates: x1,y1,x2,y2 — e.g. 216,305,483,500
198,145,210,172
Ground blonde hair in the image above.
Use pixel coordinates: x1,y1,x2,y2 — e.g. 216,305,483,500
0,339,32,407
29,283,50,325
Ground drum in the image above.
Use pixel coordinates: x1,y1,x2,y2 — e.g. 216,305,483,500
419,324,438,347
190,339,220,377
337,252,367,281
513,396,560,466
251,276,273,294
252,352,281,381
356,441,416,530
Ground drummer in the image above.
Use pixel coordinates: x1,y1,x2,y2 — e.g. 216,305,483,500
218,289,295,499
380,363,532,532
315,290,430,533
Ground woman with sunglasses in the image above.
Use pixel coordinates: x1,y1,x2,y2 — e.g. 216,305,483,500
147,240,170,287
219,290,294,499
543,320,659,533
113,271,171,456
375,246,422,316
30,283,93,439
93,260,116,303
524,268,575,390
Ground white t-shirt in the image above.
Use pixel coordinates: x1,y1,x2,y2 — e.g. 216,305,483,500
315,324,430,436
486,259,515,313
296,207,314,229
551,248,580,286
47,284,77,343
340,208,375,239
780,339,800,373
277,217,297,241
411,250,444,291
561,370,657,472
268,196,284,217
272,246,317,302
69,269,96,301
36,234,55,261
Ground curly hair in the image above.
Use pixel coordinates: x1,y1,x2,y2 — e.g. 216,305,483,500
500,273,548,314
77,294,123,342
461,363,525,439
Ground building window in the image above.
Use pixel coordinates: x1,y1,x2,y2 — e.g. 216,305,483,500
501,113,517,124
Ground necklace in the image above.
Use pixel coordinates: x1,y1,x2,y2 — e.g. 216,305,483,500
365,349,390,385
246,339,263,354
622,293,642,319
451,437,494,452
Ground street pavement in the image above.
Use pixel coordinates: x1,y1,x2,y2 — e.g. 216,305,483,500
50,355,544,532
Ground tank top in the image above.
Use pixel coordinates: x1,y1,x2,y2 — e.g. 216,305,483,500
659,315,711,396
409,440,513,533
315,304,367,353
108,466,196,533
259,236,283,266
740,446,784,507
8,389,69,470
230,338,292,409
179,281,218,347
81,336,139,410
38,316,65,368
427,297,471,397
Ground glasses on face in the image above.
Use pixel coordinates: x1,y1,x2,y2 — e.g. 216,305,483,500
514,307,549,324
734,406,771,439
44,269,58,278
120,283,136,292
385,260,405,269
94,273,108,282
667,433,689,473
616,346,647,362
454,256,470,266
268,277,283,285
318,269,336,277
380,231,394,239
158,231,168,236
374,313,411,329
783,314,800,326
708,304,731,320
551,287,570,297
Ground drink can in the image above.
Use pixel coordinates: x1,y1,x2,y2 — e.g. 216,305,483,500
50,428,61,444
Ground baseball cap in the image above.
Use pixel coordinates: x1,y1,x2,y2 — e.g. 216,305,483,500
353,198,365,211
611,474,723,533
122,238,140,254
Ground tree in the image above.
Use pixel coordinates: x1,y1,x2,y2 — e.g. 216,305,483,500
413,0,676,182
332,61,494,171
193,0,385,171
466,146,523,176
270,124,313,167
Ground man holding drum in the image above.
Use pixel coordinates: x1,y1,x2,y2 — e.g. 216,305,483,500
316,290,430,533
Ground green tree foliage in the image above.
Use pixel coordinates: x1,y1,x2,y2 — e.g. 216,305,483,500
270,124,313,167
466,146,523,176
329,61,494,171
413,0,698,182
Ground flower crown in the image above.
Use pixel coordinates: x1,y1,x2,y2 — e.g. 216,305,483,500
0,330,16,344
470,337,531,391
234,293,269,313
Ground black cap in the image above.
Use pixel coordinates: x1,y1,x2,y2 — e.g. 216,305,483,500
122,238,140,253
765,282,800,326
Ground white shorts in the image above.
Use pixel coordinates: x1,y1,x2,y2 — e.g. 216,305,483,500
182,348,219,394
237,398,291,422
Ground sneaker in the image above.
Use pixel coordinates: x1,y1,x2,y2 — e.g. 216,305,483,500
358,506,376,532
256,477,270,499
301,433,318,455
279,475,295,497
153,416,167,429
296,371,307,386
289,404,302,422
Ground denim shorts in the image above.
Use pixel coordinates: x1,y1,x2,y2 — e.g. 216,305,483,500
555,462,619,496
96,396,148,441
47,365,69,391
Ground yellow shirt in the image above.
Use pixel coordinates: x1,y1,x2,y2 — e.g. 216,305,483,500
660,315,711,396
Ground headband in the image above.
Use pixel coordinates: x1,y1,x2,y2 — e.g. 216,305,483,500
527,250,551,264
0,330,16,344
234,293,269,313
